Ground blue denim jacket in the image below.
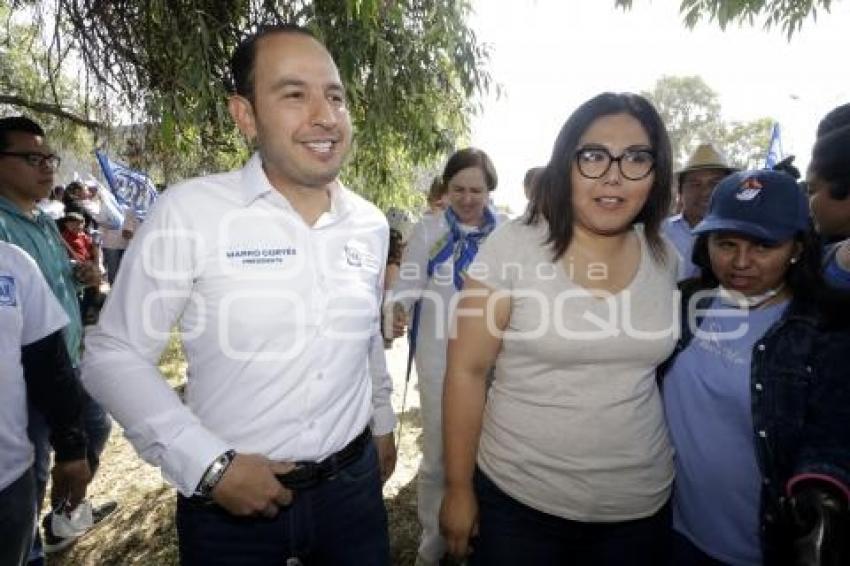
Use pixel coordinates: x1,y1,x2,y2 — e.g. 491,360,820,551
662,287,850,565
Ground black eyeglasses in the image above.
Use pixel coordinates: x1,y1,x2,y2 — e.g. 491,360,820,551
0,151,62,169
574,146,655,181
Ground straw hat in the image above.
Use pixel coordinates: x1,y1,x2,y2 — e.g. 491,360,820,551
676,143,737,181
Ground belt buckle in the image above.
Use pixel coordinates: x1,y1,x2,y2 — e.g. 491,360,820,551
277,462,319,490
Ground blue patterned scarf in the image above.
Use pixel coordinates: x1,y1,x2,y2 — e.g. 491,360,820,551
426,206,497,290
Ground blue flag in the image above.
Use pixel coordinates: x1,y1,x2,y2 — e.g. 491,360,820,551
764,123,783,169
95,150,158,220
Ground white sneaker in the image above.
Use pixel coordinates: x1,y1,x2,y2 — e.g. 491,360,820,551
42,499,118,553
50,500,94,537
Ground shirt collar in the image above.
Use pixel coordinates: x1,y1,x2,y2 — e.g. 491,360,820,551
238,152,353,222
238,153,275,206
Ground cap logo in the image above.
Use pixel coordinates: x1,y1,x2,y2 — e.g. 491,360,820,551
735,177,763,201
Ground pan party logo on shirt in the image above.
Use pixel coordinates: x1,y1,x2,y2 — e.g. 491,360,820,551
344,241,379,271
0,275,17,307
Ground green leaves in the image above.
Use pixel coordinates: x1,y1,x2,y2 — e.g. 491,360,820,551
3,0,490,208
642,75,773,169
616,0,832,38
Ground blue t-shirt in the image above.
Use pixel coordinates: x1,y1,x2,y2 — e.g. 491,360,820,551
663,297,788,566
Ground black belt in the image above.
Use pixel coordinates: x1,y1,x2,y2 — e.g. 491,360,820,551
275,427,372,490
186,428,372,506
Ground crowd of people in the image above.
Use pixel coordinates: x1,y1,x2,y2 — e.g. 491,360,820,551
1,22,848,566
0,121,146,565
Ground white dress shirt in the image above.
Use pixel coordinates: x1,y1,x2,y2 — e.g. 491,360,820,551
82,154,395,496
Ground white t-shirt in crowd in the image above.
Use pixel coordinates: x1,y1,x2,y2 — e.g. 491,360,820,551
0,241,69,490
36,199,65,221
469,219,679,521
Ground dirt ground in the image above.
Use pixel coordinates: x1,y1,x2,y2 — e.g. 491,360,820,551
51,337,425,565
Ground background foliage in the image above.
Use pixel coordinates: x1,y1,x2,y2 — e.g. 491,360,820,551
642,75,773,169
616,0,835,38
1,0,492,209
3,0,827,204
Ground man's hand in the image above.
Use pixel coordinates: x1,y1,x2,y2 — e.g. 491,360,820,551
121,229,134,241
373,433,396,484
440,484,479,559
73,261,101,287
211,453,295,518
51,459,92,510
391,302,408,338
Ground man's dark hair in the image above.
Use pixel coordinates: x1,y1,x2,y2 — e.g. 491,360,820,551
816,103,850,138
228,24,317,100
0,116,46,151
810,124,850,200
527,92,673,262
442,147,498,192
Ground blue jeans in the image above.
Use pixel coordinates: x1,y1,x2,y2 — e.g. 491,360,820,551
175,443,390,565
0,468,37,566
471,469,671,566
27,371,112,561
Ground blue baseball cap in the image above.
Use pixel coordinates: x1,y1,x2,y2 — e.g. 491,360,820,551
692,169,810,244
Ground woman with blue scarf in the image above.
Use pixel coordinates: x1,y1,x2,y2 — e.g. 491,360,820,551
386,147,500,566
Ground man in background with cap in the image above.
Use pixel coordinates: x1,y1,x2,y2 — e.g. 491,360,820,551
663,143,737,280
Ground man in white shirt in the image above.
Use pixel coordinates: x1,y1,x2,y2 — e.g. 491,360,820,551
663,143,736,280
83,24,395,565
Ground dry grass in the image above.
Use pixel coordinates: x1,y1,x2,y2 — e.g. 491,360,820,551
52,333,425,565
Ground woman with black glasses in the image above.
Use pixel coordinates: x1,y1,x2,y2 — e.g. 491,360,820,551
439,92,678,565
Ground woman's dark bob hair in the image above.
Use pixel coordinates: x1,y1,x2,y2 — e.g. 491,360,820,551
442,147,498,192
527,92,672,261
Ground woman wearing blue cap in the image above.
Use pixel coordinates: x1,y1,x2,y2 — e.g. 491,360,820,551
660,169,850,565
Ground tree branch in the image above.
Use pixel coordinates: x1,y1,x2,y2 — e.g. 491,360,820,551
0,95,102,130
